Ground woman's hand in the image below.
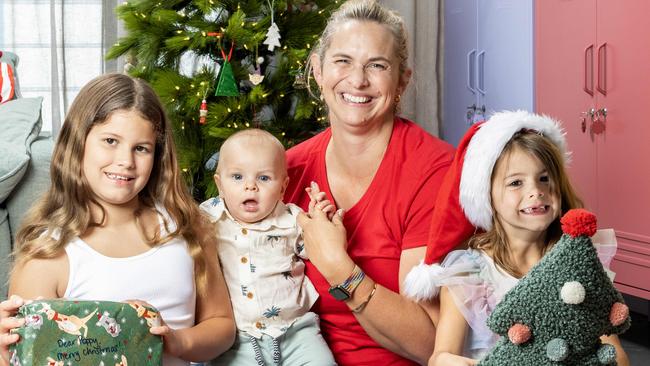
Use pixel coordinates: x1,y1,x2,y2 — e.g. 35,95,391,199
0,295,26,365
429,352,478,366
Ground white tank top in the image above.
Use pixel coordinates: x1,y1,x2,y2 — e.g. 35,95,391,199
63,209,196,366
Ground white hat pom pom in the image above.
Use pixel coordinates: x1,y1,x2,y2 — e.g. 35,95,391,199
403,261,445,302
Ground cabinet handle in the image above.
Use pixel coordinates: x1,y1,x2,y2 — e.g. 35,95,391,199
477,50,486,95
580,108,595,133
592,107,607,135
597,42,607,95
466,104,476,125
467,49,476,94
584,44,594,96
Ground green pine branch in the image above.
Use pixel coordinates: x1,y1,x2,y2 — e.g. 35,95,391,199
107,0,343,200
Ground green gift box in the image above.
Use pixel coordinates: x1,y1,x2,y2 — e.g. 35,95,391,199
9,299,163,365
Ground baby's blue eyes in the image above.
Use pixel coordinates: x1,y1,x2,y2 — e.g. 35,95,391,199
230,174,272,182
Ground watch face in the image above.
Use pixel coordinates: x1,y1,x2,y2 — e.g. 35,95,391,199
329,286,351,301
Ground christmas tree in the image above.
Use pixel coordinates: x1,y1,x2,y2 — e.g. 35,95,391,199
479,209,631,365
107,0,343,199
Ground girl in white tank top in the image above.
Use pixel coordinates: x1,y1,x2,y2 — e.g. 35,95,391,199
0,73,235,365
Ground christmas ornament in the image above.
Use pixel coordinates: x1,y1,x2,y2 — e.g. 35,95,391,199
293,71,307,89
205,151,220,171
249,50,265,86
263,0,281,51
199,99,208,124
215,42,239,97
249,69,264,86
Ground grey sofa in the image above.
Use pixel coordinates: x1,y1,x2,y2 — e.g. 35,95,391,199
0,133,53,298
0,52,54,297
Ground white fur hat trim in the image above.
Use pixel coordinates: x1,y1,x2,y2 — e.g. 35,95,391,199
459,110,568,230
403,261,446,302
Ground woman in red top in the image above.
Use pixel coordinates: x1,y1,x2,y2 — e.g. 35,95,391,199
286,1,455,364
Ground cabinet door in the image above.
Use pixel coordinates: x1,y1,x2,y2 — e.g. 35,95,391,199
442,0,478,146
596,0,650,298
535,0,598,210
479,0,533,115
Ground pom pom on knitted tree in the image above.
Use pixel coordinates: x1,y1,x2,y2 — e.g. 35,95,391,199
560,208,597,237
609,302,630,326
546,338,569,362
507,323,531,345
596,343,617,364
561,281,586,304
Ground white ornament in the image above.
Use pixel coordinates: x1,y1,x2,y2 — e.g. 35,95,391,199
249,73,265,85
263,22,281,51
257,56,265,65
560,281,586,304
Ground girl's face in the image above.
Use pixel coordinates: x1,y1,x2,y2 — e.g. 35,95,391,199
312,20,409,130
82,110,156,209
490,147,560,240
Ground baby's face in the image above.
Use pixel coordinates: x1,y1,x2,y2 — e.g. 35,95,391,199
215,138,288,224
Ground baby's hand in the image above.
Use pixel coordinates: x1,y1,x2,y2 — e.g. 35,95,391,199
306,182,337,220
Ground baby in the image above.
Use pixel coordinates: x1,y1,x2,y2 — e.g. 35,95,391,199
200,129,335,366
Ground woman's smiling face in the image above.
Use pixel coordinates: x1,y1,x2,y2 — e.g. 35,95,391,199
312,20,409,130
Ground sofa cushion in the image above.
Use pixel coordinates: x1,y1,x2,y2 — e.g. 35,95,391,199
0,208,11,297
0,97,43,203
7,135,54,239
0,51,20,103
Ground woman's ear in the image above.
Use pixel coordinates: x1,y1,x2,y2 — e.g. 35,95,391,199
399,67,413,93
310,53,323,87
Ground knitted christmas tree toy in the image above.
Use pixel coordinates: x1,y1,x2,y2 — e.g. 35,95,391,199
479,209,631,366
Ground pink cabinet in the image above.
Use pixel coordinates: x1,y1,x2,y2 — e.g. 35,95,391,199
536,0,650,299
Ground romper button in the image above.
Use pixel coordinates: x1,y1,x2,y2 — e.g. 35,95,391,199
241,257,248,264
241,228,248,235
247,292,254,299
255,322,263,329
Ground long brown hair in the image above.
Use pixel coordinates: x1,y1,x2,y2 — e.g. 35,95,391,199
468,131,583,278
14,73,209,294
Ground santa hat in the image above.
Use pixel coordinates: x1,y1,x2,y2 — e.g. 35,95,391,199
404,110,568,301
